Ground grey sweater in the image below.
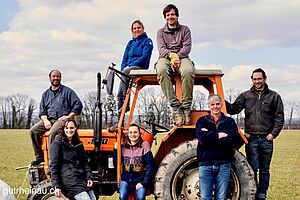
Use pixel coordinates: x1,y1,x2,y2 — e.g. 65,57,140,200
156,23,192,59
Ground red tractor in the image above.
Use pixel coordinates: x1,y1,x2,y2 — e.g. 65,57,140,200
27,64,256,199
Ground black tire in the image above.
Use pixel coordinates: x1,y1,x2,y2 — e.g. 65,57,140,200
27,180,67,200
154,139,256,200
92,184,116,199
232,149,257,199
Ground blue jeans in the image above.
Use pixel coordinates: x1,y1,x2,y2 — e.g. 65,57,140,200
245,135,273,199
117,66,141,111
119,181,147,200
74,190,96,200
199,163,231,200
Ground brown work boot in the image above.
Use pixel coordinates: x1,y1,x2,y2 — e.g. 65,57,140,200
183,109,192,125
173,108,184,126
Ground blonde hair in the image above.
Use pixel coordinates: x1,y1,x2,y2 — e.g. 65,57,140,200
131,20,144,32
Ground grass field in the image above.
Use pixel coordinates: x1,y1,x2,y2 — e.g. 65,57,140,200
0,130,299,200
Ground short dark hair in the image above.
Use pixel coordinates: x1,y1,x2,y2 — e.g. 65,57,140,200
49,69,61,77
251,68,267,79
163,4,179,18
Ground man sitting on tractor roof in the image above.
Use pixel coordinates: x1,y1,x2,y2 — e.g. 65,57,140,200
155,4,195,126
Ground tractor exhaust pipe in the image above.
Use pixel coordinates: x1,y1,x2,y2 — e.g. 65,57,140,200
93,72,102,153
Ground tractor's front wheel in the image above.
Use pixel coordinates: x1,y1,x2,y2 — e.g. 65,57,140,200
154,139,256,200
27,180,67,200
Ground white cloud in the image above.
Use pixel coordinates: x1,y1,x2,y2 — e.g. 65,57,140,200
222,64,300,104
0,0,299,103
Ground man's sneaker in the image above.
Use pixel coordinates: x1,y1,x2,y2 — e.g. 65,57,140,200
183,109,192,125
173,108,184,126
31,158,44,166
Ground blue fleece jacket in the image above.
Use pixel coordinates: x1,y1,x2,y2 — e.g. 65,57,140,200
196,113,239,166
121,32,153,71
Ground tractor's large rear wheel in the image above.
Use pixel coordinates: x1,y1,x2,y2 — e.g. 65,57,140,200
154,139,256,200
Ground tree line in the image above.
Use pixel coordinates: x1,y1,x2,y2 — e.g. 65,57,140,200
0,89,299,129
0,94,36,129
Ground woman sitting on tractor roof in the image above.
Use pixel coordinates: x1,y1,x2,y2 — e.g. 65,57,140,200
117,20,153,115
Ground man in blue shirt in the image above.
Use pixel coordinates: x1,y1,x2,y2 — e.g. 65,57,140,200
30,70,83,165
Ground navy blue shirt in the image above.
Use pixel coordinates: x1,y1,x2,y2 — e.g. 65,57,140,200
39,85,83,120
196,113,238,166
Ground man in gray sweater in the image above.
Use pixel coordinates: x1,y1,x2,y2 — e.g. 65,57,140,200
156,4,195,126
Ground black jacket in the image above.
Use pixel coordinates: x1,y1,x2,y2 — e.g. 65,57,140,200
225,84,284,138
196,113,239,166
50,136,91,198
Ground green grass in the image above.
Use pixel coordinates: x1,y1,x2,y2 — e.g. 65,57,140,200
0,130,299,200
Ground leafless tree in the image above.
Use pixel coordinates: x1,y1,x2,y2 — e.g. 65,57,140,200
105,93,117,126
192,90,207,110
225,88,244,128
226,88,239,104
26,98,36,129
8,94,29,129
79,91,115,128
0,96,9,129
137,88,151,114
0,94,37,129
79,91,97,128
101,93,109,126
137,88,171,128
150,94,169,126
136,88,152,126
285,100,300,129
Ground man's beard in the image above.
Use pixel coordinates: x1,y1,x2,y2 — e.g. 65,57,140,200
51,80,60,87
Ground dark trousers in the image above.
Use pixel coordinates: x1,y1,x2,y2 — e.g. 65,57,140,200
245,134,273,199
29,119,63,160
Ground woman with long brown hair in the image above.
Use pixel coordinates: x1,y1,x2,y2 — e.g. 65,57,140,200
114,123,155,200
50,118,96,200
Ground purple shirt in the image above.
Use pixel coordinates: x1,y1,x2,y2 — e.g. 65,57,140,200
156,23,192,59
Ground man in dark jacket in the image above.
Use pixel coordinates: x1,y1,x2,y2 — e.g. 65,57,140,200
30,70,83,165
196,94,238,200
226,68,284,200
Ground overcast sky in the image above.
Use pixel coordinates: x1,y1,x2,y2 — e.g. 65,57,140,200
1,0,299,105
